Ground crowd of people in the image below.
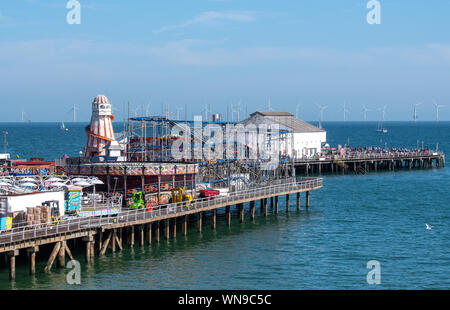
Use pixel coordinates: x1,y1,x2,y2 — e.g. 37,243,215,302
316,146,435,160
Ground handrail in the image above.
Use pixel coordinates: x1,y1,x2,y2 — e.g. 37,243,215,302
0,178,323,246
294,152,444,163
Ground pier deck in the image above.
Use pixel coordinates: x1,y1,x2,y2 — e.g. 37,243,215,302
0,178,322,280
295,152,445,175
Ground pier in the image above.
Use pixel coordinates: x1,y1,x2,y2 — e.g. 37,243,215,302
0,177,322,281
295,151,445,175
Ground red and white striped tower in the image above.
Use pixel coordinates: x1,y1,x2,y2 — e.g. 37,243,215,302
84,94,116,157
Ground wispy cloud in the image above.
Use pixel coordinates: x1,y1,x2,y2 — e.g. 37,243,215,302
153,11,256,34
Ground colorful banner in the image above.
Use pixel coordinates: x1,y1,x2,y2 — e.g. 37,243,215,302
187,165,196,174
127,167,143,175
109,167,125,175
161,164,175,175
176,165,186,174
144,166,159,175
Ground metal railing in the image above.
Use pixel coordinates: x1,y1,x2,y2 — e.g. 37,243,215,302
295,151,444,163
0,178,322,246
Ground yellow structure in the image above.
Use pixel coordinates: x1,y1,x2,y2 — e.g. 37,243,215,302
171,187,193,205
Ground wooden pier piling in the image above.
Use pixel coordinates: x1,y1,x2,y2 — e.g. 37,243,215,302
239,203,245,222
197,212,203,232
250,200,255,220
226,206,231,227
211,209,217,230
57,241,66,268
275,196,279,214
27,246,38,276
182,216,188,236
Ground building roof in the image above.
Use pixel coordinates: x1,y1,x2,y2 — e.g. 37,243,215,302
245,111,325,133
251,111,294,117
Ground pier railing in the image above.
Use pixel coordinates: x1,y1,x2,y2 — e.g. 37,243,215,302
0,177,322,246
295,151,444,162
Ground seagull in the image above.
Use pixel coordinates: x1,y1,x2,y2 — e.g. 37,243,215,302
425,224,433,230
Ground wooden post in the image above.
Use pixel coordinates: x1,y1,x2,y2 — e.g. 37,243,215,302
65,244,74,261
130,225,135,247
98,229,103,254
212,209,217,230
250,200,255,220
85,241,91,262
45,242,61,272
111,229,116,253
286,194,290,212
165,219,170,240
172,219,177,238
99,230,112,256
155,222,160,243
239,203,244,222
226,205,231,227
296,192,300,210
197,212,203,232
270,197,274,209
57,241,66,268
140,225,145,246
182,216,188,236
264,199,268,217
8,251,18,281
306,191,310,209
115,231,123,251
27,247,38,276
90,240,95,258
148,223,152,245
275,196,279,214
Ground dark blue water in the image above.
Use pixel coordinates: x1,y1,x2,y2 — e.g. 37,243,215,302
0,122,449,289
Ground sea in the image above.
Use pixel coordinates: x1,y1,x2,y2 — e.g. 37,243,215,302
0,121,449,290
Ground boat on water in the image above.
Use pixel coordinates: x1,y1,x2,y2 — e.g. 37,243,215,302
376,121,388,133
61,122,68,131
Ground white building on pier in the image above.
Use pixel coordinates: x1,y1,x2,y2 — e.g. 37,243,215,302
238,111,326,159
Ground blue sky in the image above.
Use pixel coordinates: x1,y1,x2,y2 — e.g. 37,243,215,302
0,0,450,122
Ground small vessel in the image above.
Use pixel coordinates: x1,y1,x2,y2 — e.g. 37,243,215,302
61,122,68,131
376,127,388,133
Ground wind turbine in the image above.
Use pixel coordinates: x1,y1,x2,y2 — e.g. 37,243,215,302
296,103,301,119
266,97,273,111
20,107,26,122
232,100,242,122
378,105,387,122
343,101,350,121
433,101,445,122
68,104,79,122
316,104,328,129
412,102,421,122
361,104,371,121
